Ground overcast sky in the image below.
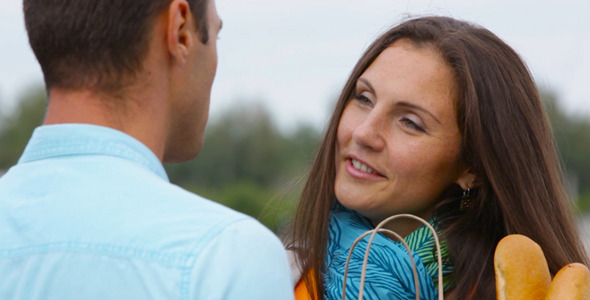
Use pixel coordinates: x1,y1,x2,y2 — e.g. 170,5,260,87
1,0,589,130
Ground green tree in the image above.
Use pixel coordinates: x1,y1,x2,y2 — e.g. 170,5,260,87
165,102,321,231
542,89,590,210
0,89,321,232
166,102,321,187
0,85,46,169
8,86,587,226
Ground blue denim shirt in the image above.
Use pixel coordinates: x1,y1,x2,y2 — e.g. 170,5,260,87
0,124,293,300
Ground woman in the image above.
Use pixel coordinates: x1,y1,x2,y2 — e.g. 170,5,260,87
285,16,589,299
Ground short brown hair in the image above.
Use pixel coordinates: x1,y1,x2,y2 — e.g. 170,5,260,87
23,0,209,93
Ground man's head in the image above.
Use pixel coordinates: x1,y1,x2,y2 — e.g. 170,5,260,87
24,0,223,163
23,0,210,93
163,0,221,163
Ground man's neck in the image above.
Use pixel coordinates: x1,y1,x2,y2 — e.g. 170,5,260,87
44,88,169,161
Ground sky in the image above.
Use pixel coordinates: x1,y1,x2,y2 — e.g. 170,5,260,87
1,0,589,131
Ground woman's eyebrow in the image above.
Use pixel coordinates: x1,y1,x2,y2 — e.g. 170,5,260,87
397,101,441,124
357,77,376,94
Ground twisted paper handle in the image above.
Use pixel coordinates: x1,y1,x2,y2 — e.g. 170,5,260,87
341,214,444,300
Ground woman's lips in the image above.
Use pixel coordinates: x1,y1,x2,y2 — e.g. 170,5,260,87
345,158,385,179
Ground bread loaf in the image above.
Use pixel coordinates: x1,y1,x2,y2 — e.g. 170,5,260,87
494,234,551,300
546,262,590,300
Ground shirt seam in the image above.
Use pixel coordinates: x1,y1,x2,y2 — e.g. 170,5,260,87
23,142,159,176
179,215,251,300
0,241,191,267
18,125,167,180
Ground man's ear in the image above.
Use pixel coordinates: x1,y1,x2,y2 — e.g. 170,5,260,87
166,0,194,65
455,168,478,190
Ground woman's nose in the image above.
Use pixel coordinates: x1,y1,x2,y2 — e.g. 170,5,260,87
351,112,385,152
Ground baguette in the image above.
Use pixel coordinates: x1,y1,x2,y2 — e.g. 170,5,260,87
546,262,590,300
494,234,551,300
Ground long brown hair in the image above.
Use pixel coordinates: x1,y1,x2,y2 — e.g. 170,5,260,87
284,16,589,299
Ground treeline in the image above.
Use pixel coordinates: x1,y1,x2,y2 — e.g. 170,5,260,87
0,87,321,232
165,103,321,232
543,91,590,209
0,87,46,168
1,85,590,233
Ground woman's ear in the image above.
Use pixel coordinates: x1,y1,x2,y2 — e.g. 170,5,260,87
455,168,477,190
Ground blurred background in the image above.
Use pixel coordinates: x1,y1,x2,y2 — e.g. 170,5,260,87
1,1,589,245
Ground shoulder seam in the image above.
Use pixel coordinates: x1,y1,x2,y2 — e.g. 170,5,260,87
179,215,252,300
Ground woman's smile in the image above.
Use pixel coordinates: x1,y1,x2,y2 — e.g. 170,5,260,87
345,156,384,179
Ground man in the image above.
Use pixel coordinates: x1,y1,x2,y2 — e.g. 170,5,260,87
0,0,293,299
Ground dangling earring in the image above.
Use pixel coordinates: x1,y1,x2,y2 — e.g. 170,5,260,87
460,188,472,211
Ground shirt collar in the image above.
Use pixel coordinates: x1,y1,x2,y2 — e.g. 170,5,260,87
18,124,168,181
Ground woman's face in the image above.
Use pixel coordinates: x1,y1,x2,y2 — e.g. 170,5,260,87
334,39,471,233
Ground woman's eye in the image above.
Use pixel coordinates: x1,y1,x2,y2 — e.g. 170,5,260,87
400,117,426,132
354,93,373,106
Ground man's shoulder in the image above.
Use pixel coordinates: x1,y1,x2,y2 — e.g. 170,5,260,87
1,159,276,261
107,182,271,254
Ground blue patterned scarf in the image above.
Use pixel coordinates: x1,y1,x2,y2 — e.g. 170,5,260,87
323,205,454,300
